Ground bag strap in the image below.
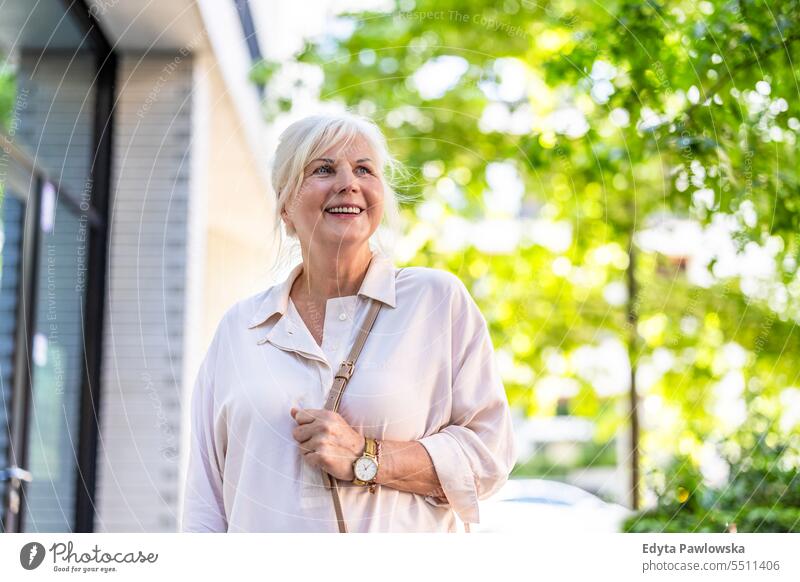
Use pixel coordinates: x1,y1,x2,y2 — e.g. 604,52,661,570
321,298,383,533
323,298,382,413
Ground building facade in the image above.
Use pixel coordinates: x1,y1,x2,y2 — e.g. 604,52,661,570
0,0,275,532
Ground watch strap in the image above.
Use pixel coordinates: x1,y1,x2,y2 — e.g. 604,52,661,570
369,440,382,494
364,437,377,459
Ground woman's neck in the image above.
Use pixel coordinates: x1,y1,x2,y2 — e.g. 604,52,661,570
293,244,374,303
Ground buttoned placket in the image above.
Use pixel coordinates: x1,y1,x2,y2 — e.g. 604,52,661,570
320,295,359,366
314,295,357,407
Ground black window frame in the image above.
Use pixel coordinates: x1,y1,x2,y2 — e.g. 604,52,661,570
1,0,115,533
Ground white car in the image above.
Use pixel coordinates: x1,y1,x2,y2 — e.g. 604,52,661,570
471,479,631,533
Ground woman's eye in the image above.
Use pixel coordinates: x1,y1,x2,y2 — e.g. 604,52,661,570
312,164,371,176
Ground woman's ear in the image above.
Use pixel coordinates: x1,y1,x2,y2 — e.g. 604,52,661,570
280,206,293,231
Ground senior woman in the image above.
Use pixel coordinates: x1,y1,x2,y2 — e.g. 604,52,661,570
181,112,517,533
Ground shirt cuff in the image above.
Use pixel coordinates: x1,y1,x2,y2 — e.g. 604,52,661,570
418,431,480,524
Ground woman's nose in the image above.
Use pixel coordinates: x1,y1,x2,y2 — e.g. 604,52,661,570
335,168,359,193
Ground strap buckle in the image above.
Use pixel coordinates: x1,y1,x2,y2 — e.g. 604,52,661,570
334,360,355,381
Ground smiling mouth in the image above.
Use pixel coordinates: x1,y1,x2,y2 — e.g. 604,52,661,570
324,206,364,216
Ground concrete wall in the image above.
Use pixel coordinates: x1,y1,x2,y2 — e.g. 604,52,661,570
95,53,192,533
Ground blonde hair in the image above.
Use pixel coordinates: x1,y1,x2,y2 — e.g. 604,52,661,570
268,111,408,279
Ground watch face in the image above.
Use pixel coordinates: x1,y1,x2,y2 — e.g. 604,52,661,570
355,457,378,481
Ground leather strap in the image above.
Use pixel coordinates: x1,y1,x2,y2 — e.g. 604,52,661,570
321,298,383,533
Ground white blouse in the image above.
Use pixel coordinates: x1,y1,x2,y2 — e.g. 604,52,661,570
181,250,517,532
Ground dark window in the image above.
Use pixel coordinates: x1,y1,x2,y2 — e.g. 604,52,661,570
1,0,114,532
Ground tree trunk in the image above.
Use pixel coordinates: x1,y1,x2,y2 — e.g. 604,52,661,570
627,239,640,510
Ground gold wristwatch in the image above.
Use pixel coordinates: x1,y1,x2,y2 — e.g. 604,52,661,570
352,437,380,490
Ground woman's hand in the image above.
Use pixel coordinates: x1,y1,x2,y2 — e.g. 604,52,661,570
290,407,364,481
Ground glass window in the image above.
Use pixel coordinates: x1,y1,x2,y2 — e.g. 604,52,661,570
0,0,103,533
22,183,89,532
0,183,25,532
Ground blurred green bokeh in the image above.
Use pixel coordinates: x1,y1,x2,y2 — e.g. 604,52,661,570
253,0,800,530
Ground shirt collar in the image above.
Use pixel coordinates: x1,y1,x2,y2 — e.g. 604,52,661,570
247,250,397,329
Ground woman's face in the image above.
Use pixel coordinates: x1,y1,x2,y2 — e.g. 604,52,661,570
283,135,384,253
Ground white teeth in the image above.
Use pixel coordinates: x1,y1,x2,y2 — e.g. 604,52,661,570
326,206,362,214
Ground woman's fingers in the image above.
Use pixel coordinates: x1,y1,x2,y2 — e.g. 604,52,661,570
291,408,360,480
293,423,322,446
292,407,338,425
299,434,320,454
291,414,330,442
291,407,319,425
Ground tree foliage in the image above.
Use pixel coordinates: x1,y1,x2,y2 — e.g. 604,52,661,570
0,57,14,129
253,0,800,526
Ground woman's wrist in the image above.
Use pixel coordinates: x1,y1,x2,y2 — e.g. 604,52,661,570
374,439,383,473
373,439,393,486
373,439,446,499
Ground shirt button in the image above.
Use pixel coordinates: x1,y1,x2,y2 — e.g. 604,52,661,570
338,313,347,321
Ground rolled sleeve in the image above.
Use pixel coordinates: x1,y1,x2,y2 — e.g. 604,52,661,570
419,430,482,523
181,350,228,532
418,279,517,525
